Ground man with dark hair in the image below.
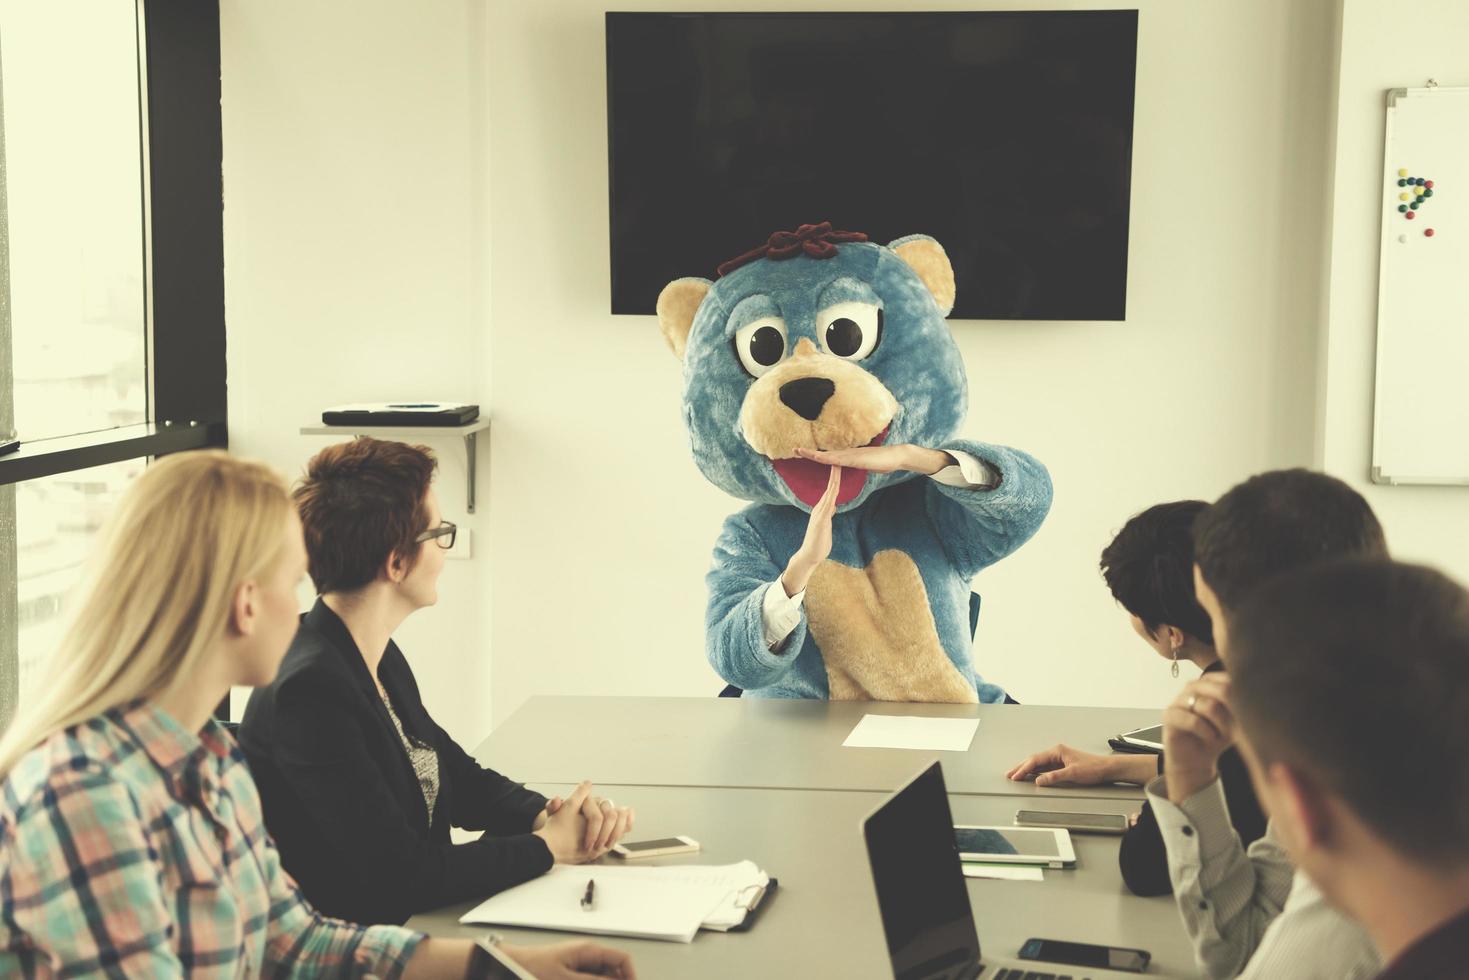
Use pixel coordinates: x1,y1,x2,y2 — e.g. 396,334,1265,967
1226,559,1469,979
1191,467,1388,652
1147,469,1388,979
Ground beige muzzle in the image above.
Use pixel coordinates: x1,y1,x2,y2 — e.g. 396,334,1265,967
740,338,899,459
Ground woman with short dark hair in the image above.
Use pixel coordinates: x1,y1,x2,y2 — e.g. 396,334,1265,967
1004,500,1266,897
240,437,633,925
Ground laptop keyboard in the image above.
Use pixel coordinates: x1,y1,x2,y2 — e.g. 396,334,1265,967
989,969,1082,980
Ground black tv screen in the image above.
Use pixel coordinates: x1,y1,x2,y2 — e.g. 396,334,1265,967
607,11,1137,320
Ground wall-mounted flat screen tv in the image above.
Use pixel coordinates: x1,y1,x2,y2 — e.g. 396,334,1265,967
607,11,1137,320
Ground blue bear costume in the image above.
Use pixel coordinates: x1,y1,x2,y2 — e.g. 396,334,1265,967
657,223,1052,702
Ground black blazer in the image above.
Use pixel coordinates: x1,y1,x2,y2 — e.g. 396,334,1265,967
239,600,552,925
1117,660,1268,897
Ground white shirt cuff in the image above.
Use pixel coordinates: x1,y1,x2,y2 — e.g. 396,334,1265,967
1147,774,1239,870
930,449,999,490
761,579,804,650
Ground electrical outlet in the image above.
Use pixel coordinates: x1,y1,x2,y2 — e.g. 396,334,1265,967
445,526,472,560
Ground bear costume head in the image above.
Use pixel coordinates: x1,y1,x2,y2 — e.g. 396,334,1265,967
657,222,966,512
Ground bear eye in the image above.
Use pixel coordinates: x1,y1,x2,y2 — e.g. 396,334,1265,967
817,302,882,361
733,317,788,378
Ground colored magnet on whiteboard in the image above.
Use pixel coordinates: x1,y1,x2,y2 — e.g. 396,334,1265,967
1400,192,1411,201
1406,211,1416,220
1398,168,1408,177
1399,204,1408,212
1416,178,1426,186
1425,228,1435,237
1411,201,1420,209
1424,188,1433,197
1398,234,1408,243
1425,180,1434,189
1398,179,1408,187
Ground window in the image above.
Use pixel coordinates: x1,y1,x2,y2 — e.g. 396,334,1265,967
3,0,148,444
15,458,144,703
0,0,227,731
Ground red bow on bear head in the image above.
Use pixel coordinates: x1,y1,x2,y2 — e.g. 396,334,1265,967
716,222,869,277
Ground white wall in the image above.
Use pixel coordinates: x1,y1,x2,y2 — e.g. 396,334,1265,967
221,1,1353,735
483,0,1339,722
220,0,494,742
1317,0,1469,581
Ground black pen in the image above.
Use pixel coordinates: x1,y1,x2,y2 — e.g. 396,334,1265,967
580,878,596,911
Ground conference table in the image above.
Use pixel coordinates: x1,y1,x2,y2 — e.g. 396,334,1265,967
469,696,1160,800
407,696,1202,978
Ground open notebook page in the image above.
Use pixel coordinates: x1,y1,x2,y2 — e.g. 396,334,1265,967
460,864,742,943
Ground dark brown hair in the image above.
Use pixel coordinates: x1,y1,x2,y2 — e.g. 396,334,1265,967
294,438,437,594
1230,559,1469,863
1193,469,1387,611
1100,500,1214,645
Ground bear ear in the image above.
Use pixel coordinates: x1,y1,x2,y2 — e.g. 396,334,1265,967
889,235,955,316
656,277,712,360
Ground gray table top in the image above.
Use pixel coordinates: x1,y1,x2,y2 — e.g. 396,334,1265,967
474,697,1161,800
409,783,1197,979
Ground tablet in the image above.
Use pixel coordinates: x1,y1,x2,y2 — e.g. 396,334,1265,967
1117,724,1164,752
953,825,1076,868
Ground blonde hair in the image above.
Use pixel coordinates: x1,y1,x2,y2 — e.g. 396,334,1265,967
0,451,292,777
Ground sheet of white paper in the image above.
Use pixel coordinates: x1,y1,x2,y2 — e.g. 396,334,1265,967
841,713,979,752
962,863,1045,881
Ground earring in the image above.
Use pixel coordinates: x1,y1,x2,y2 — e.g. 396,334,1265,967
1171,646,1180,679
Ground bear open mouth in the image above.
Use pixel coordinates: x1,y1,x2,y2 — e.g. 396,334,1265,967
769,426,891,508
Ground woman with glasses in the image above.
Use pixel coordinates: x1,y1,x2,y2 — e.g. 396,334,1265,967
240,438,634,926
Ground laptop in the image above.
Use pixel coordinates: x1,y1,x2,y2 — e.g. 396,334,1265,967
862,761,1133,980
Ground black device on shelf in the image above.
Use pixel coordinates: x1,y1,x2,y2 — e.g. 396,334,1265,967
320,403,479,427
0,439,18,458
607,10,1138,321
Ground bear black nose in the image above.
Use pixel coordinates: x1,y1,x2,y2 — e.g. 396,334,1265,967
779,377,835,422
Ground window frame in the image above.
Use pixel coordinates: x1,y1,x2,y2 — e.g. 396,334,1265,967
0,0,228,487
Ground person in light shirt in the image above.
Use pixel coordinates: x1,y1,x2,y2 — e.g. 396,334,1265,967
1222,559,1469,980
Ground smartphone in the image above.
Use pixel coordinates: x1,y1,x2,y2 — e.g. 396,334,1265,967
609,835,700,859
469,938,537,979
1015,809,1129,836
1018,938,1151,973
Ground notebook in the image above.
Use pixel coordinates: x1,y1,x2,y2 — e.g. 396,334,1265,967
459,861,772,943
676,861,772,931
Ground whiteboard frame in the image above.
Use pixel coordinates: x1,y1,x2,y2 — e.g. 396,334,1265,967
1370,86,1469,486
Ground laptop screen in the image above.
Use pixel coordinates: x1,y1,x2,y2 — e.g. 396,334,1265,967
863,762,982,980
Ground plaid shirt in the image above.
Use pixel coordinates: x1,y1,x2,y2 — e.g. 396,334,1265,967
0,701,424,977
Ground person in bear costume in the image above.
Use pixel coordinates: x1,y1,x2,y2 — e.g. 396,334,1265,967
656,222,1052,702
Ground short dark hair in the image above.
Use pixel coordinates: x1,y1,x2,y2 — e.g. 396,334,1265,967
294,438,438,593
1193,469,1387,610
1229,559,1469,864
1100,501,1214,644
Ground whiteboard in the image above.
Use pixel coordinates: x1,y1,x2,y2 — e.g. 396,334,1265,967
1371,86,1469,486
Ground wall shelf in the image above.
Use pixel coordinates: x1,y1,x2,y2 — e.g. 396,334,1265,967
299,418,490,512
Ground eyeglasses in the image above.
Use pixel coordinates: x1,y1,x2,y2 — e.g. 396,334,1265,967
415,520,457,550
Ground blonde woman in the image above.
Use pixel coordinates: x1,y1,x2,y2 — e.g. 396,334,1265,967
0,452,634,980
